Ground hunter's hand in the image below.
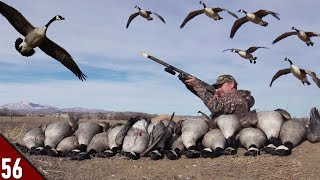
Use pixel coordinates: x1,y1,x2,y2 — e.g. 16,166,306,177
184,75,199,87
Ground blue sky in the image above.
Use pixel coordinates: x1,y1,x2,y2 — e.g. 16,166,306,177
0,0,319,117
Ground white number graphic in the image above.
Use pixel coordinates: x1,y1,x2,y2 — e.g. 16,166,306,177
1,158,22,179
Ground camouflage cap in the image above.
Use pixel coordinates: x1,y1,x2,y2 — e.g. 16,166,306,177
212,74,238,87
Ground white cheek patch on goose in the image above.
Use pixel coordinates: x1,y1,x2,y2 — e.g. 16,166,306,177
104,150,113,153
225,147,236,151
151,150,161,156
266,144,277,149
36,147,44,150
275,145,289,151
248,147,259,152
203,148,212,152
72,149,81,153
130,152,137,156
169,150,178,157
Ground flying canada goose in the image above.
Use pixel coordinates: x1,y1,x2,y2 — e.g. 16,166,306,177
126,6,166,28
0,1,87,81
230,9,280,38
269,58,320,88
307,107,320,143
272,27,320,46
273,120,307,156
180,1,238,29
223,46,268,64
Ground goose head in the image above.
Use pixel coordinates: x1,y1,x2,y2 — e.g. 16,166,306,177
45,15,65,28
238,9,247,14
291,27,299,32
199,1,206,8
284,57,293,65
135,6,141,11
55,15,65,21
231,49,237,53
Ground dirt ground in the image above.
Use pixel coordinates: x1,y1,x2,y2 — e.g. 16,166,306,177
1,116,320,180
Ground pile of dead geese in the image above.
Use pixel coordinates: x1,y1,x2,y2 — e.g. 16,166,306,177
13,107,320,161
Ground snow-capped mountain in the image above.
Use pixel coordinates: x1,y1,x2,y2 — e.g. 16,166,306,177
0,101,109,114
1,101,56,110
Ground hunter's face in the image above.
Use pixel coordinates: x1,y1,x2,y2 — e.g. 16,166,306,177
217,82,234,96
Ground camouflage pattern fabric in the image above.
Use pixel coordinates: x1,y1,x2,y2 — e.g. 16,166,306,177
193,81,255,119
212,74,238,87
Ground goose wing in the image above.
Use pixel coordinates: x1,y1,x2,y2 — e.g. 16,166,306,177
180,9,204,28
246,46,268,53
38,38,87,81
230,17,248,38
0,1,34,36
269,68,291,87
212,8,239,19
150,11,166,24
126,12,139,28
305,32,320,37
303,69,320,88
254,9,280,20
272,31,297,44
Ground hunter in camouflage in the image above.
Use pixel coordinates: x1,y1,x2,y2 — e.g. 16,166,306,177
182,74,255,120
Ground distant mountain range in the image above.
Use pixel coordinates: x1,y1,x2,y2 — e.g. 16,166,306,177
0,101,111,114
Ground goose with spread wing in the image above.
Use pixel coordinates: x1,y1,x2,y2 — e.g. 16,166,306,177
0,1,87,81
126,6,166,28
180,1,238,29
230,9,280,39
272,27,320,46
269,58,320,88
223,46,268,64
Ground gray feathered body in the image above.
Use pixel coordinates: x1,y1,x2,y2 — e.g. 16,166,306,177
181,118,209,149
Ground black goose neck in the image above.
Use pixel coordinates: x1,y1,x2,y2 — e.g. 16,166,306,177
45,16,57,28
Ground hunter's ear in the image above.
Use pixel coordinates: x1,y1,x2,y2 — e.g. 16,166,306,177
229,82,236,89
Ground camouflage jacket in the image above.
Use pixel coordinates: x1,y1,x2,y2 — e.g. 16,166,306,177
192,82,255,119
